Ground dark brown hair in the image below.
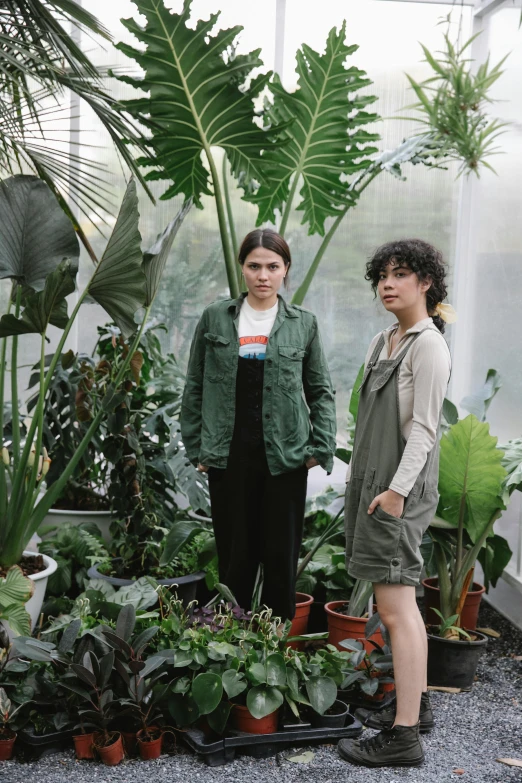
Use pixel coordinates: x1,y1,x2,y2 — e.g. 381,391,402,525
365,238,449,333
238,228,292,288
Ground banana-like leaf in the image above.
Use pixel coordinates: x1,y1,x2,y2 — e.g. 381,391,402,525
88,179,146,339
438,415,506,544
160,521,205,566
142,200,191,306
117,0,279,206
0,260,75,337
461,369,502,422
0,174,79,290
246,24,379,234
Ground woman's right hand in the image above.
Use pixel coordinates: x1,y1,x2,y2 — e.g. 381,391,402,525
197,463,208,473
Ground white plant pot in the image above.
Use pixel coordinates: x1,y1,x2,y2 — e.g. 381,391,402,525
40,507,112,544
24,550,58,631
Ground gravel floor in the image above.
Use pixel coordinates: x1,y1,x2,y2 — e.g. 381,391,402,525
3,602,521,783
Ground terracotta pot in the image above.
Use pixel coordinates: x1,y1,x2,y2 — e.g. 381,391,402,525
325,600,384,653
423,578,485,631
137,727,163,760
95,732,124,766
121,730,138,757
231,704,279,734
0,731,16,760
73,732,96,760
288,592,314,650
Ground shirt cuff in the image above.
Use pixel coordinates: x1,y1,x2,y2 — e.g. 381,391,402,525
389,482,410,498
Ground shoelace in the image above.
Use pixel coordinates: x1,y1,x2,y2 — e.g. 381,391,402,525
360,731,396,754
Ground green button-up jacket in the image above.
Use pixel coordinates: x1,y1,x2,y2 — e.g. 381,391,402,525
180,294,337,475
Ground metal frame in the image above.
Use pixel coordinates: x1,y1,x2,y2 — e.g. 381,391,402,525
274,0,287,77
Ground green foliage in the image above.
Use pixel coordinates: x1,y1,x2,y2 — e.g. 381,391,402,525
404,31,508,175
0,566,33,636
38,524,109,598
247,24,379,235
431,608,471,640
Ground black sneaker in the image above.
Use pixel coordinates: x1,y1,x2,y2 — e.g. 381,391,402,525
355,691,434,733
338,723,424,768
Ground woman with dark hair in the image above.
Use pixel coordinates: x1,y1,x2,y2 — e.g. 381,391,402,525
338,239,454,769
181,228,336,620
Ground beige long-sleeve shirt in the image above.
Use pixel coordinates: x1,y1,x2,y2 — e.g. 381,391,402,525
347,317,451,496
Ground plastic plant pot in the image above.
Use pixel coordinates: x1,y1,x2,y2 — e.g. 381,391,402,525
73,732,96,760
231,705,280,735
311,700,350,729
325,600,384,653
95,732,124,766
427,629,488,689
0,731,16,760
137,727,163,760
288,592,314,650
423,578,485,630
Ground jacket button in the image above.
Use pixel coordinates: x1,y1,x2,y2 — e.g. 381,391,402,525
267,359,272,364
266,386,271,391
266,442,271,447
391,558,400,567
265,413,270,419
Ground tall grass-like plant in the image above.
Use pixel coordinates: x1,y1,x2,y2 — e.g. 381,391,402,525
0,175,189,569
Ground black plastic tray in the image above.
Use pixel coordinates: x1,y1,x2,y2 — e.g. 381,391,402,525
183,713,363,766
16,726,75,761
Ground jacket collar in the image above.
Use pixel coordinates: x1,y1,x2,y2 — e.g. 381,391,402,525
227,292,299,319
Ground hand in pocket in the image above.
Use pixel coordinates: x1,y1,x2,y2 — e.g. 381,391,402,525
368,489,404,518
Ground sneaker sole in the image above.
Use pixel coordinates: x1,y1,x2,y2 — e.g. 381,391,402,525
338,748,425,768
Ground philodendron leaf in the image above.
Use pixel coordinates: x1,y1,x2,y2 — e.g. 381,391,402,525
0,565,34,607
0,175,79,290
305,676,337,715
116,0,281,205
88,179,146,339
246,685,283,720
191,672,223,715
438,415,506,543
142,200,191,306
160,521,204,566
246,24,379,233
461,369,502,422
0,261,75,337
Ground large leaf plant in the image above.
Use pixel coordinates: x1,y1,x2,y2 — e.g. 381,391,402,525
0,174,190,569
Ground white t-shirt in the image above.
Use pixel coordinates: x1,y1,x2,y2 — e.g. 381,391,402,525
238,298,278,360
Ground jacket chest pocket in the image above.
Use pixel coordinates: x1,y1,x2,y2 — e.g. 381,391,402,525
204,332,230,382
278,345,306,391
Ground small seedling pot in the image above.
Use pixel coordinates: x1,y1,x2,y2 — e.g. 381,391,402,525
137,727,163,760
95,732,124,766
0,731,16,760
73,732,96,760
311,700,350,729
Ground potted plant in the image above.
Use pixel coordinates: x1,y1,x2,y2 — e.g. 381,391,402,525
0,686,27,759
0,174,189,626
422,413,521,687
0,565,34,639
325,579,384,652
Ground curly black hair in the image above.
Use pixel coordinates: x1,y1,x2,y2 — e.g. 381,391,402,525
365,238,449,333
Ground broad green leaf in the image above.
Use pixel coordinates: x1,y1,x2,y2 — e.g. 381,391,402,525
110,577,158,610
266,653,286,687
461,369,502,422
88,179,146,339
246,24,379,234
0,602,31,636
191,672,223,715
222,670,246,699
0,565,33,607
246,662,267,686
443,397,459,427
349,363,365,421
477,534,512,591
246,685,283,720
305,676,337,715
115,603,136,641
117,0,279,206
438,415,506,543
160,521,204,566
0,261,75,337
0,175,79,290
501,437,522,493
142,200,191,306
207,701,231,734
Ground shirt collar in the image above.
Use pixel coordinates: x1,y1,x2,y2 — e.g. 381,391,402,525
227,293,299,319
383,316,434,350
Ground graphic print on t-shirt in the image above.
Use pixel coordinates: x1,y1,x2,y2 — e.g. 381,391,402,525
239,335,269,360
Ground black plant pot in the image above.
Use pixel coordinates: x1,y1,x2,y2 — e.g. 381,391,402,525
87,560,206,606
311,700,349,729
427,629,488,690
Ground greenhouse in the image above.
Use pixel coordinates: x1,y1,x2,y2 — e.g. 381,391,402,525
0,0,521,781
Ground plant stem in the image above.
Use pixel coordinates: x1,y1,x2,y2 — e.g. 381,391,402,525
10,286,22,473
296,507,343,577
222,156,239,261
291,170,380,306
433,541,452,619
0,299,12,524
207,152,239,299
279,173,300,238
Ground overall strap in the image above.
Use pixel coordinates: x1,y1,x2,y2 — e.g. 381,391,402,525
370,326,432,392
357,334,386,393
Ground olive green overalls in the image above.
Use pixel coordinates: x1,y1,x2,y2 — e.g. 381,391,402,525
345,327,442,586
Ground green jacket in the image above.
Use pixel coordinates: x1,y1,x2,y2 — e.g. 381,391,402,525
180,294,337,475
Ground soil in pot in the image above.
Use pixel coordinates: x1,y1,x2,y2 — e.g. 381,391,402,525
94,732,124,766
0,553,46,578
427,627,488,689
0,730,16,760
325,600,384,653
73,732,96,760
231,705,280,735
311,700,349,729
288,592,314,650
137,727,163,760
423,578,485,630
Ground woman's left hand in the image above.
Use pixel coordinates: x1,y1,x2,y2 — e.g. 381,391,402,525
368,489,405,518
306,456,319,469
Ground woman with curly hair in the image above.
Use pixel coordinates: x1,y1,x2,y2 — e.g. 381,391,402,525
338,239,454,769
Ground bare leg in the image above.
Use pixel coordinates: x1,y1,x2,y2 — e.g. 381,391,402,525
374,583,427,727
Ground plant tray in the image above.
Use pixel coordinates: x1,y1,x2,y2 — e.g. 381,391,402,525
16,726,75,761
183,714,363,766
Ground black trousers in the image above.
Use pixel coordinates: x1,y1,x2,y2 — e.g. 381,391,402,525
208,437,307,620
